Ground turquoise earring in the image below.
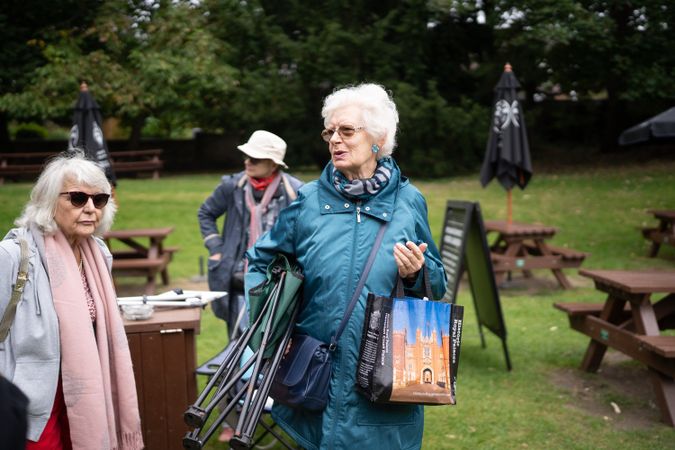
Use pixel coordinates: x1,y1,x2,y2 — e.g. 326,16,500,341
371,144,380,153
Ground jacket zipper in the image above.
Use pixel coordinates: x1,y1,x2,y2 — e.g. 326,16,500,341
328,206,361,448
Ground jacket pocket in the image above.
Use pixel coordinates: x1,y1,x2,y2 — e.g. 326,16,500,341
14,360,59,417
207,256,228,291
355,399,419,426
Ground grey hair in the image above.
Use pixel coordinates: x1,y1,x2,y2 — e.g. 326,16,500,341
15,150,117,235
321,83,399,158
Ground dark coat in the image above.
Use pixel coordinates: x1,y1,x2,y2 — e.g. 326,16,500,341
0,375,28,449
198,171,303,320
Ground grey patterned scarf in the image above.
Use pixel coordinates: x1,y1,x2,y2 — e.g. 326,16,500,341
332,157,393,201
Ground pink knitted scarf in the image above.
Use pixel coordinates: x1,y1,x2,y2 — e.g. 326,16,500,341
244,171,282,249
44,230,143,450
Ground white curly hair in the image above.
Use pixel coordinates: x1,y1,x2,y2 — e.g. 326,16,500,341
15,150,117,235
321,83,399,158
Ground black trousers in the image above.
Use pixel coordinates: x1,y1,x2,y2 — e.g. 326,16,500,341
0,375,28,449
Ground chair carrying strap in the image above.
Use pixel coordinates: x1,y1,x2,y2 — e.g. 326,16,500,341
0,239,29,342
330,221,389,350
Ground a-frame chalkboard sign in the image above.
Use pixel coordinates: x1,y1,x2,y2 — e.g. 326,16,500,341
439,200,511,370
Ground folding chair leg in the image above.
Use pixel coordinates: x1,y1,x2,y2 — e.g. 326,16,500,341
184,269,301,449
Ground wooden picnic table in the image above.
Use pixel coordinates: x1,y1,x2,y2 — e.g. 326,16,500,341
484,220,587,289
0,149,164,184
104,227,178,294
555,269,675,426
643,209,675,257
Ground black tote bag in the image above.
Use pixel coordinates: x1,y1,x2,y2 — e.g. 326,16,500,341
356,269,464,405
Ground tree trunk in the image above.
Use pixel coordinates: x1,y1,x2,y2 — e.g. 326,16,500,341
128,116,145,149
601,3,631,153
601,87,622,153
0,113,10,146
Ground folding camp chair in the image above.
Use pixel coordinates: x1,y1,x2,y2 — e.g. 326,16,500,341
195,340,291,449
183,256,303,450
194,297,293,449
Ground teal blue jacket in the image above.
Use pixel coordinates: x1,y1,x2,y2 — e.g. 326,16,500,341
245,158,446,450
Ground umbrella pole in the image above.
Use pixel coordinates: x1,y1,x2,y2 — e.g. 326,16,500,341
507,189,513,226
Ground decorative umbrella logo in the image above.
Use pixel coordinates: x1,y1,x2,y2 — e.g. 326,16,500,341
493,100,520,131
68,125,79,148
93,122,104,147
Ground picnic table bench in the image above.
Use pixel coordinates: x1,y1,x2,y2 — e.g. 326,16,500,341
642,209,675,257
555,269,675,426
485,220,588,289
104,227,177,294
0,149,164,184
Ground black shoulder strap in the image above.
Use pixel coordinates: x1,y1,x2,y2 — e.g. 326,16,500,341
330,221,389,350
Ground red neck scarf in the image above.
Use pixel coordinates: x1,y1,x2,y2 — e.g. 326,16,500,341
249,172,279,191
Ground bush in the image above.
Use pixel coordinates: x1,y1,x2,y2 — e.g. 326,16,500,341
12,122,49,140
393,82,489,178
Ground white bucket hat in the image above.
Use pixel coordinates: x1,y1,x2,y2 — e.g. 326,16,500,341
237,130,288,169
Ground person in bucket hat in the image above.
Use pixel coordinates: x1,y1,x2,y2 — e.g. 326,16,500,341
237,130,289,169
199,130,302,331
197,130,303,441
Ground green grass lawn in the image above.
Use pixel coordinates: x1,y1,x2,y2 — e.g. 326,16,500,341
1,160,674,449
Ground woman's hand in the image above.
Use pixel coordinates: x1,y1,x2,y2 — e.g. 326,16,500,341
394,241,428,280
209,253,222,261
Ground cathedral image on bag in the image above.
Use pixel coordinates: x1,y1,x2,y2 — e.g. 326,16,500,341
390,299,453,402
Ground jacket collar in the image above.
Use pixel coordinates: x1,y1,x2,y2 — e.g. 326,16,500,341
317,158,406,223
232,171,247,216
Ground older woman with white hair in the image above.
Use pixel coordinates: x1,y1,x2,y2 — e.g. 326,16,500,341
0,152,143,450
245,83,447,449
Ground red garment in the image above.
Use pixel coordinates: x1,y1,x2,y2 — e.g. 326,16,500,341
26,378,72,450
248,172,279,191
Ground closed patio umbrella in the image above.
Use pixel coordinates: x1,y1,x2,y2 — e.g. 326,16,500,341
618,106,675,146
68,81,117,185
480,63,532,225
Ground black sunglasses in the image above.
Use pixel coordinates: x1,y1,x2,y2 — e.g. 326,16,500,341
245,157,263,164
59,191,110,209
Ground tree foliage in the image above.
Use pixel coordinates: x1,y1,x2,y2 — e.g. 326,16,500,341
0,1,236,144
491,0,675,147
2,0,674,173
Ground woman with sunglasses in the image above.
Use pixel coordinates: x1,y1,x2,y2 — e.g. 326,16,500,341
0,152,143,450
245,83,447,449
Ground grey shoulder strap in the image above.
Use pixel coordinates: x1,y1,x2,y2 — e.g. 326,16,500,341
0,239,30,342
281,173,297,202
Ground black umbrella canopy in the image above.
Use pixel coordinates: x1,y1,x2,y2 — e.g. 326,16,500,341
480,63,532,191
68,82,117,185
618,106,675,146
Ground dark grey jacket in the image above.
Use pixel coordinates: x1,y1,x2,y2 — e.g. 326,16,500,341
197,171,303,317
